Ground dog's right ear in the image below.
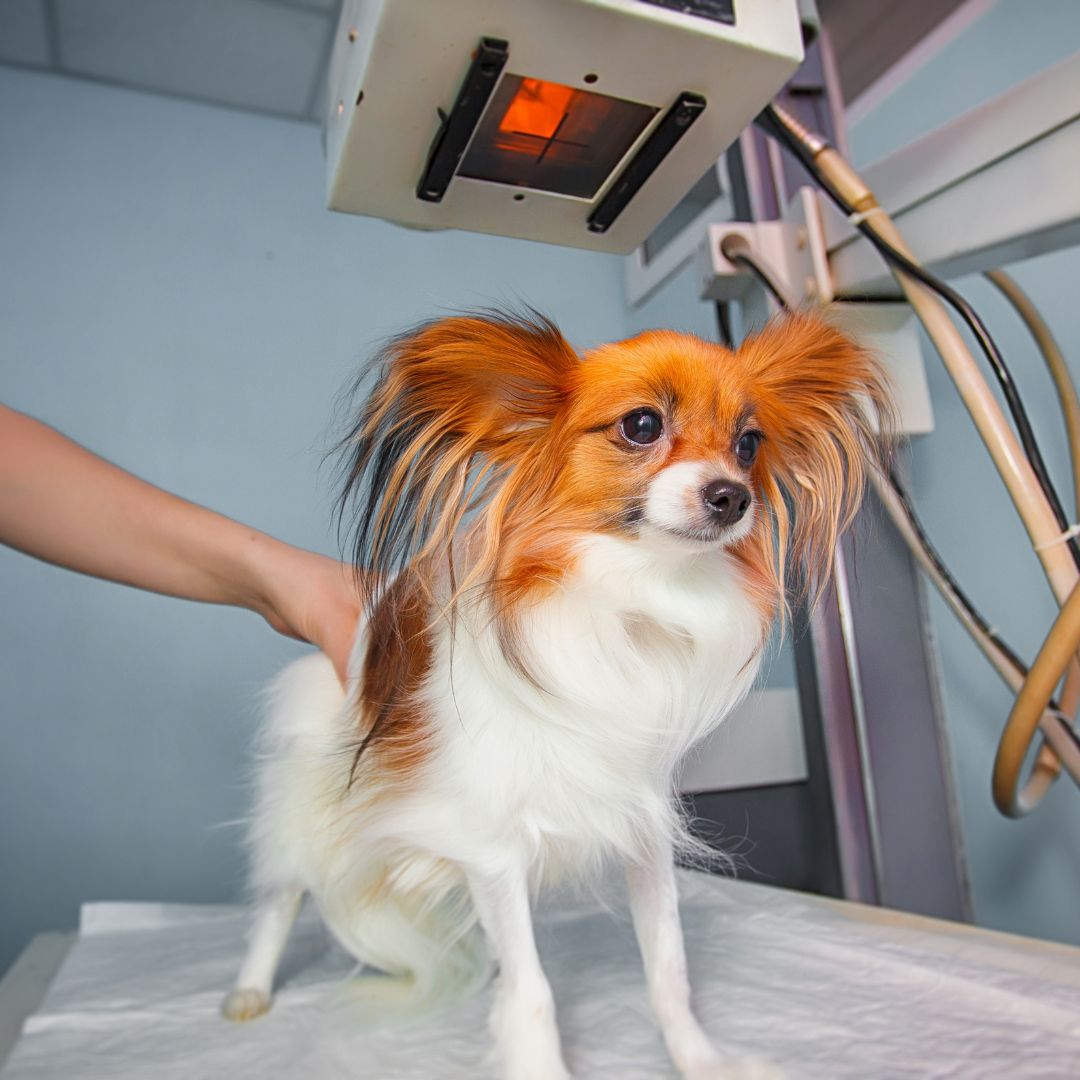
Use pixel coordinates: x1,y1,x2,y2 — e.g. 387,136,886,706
336,310,578,603
737,313,895,608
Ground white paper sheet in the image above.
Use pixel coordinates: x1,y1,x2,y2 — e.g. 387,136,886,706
4,871,1079,1079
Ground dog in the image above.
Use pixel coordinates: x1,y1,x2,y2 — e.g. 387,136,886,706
222,310,892,1078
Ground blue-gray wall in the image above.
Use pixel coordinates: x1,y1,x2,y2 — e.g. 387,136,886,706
849,0,1080,947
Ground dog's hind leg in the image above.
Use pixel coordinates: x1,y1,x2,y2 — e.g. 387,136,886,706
222,885,304,1022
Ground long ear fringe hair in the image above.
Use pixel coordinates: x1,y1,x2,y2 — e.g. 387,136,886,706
739,313,898,621
332,309,578,628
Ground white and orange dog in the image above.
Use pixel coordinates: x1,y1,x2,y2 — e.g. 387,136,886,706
223,311,892,1078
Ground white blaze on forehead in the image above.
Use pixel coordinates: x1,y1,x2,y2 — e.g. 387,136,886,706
644,460,707,531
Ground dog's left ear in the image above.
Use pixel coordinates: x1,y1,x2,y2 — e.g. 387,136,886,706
738,313,895,601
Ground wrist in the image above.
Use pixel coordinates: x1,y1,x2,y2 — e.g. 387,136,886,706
232,528,285,622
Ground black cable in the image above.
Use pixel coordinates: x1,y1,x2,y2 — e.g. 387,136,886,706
720,232,796,312
886,465,1080,758
714,301,733,347
728,251,791,310
755,105,1080,571
1059,714,1080,751
824,294,911,306
885,465,1029,677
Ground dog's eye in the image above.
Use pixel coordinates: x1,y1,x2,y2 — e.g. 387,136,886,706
620,408,664,446
735,431,762,466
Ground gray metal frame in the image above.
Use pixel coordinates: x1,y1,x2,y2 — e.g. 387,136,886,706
794,497,972,919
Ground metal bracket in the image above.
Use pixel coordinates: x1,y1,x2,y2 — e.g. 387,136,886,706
697,219,819,304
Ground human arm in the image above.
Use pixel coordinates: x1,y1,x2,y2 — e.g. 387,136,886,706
0,404,360,682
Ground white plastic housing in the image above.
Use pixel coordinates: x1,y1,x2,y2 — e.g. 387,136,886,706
325,0,803,253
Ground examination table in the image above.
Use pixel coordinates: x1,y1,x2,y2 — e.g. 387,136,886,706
1,871,1077,1078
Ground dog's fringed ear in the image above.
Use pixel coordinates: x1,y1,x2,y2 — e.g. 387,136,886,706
738,313,896,606
335,310,578,607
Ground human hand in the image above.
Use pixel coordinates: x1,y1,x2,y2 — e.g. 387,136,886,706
246,540,362,685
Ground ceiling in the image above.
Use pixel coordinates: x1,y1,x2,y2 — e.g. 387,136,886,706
0,0,344,124
817,0,971,103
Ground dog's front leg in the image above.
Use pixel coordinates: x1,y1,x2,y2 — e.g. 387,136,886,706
222,885,303,1022
626,842,779,1080
465,861,570,1080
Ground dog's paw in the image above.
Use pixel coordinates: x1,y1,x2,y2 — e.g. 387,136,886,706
684,1057,784,1080
221,987,271,1023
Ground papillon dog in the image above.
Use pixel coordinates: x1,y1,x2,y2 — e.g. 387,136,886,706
222,310,892,1079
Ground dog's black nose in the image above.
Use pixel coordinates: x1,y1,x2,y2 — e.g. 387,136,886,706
702,480,751,526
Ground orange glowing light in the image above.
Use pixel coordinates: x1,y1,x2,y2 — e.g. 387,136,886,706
499,78,576,140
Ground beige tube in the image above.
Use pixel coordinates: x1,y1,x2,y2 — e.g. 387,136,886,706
995,581,1080,816
871,469,1080,809
986,268,1080,518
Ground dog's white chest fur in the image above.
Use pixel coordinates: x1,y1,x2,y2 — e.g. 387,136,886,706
424,534,766,876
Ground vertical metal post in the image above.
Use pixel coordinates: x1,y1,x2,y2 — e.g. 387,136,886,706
793,557,882,904
793,512,972,919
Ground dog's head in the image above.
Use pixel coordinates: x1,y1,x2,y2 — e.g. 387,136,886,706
337,309,894,618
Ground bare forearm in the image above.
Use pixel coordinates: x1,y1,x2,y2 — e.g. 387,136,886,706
0,404,274,610
1,404,361,681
